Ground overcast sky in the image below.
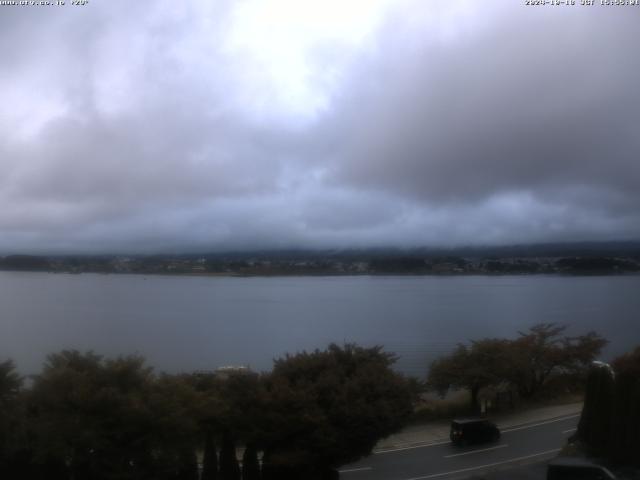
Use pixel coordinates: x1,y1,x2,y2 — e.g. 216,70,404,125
1,0,639,254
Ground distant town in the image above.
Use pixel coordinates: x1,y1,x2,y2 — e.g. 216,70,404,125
2,242,640,276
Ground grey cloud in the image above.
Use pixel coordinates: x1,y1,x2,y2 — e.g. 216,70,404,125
1,1,639,253
330,6,640,206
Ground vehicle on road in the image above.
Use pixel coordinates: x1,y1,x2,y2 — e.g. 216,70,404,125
547,457,617,480
450,418,501,446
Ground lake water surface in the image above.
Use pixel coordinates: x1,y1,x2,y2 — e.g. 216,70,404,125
1,272,639,377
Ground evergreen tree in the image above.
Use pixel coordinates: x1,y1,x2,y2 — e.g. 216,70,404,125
176,448,199,480
202,432,218,480
241,444,260,480
0,360,23,476
219,431,240,480
610,346,640,465
577,362,615,453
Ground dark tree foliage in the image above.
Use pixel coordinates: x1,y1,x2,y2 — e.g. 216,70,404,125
0,359,22,401
216,372,268,445
260,455,337,480
31,456,70,480
428,339,510,414
428,324,608,410
1,344,413,479
0,359,25,476
369,257,430,273
219,431,241,480
26,351,200,480
260,344,413,476
483,260,540,274
241,444,260,480
555,256,639,274
577,362,615,452
202,431,218,480
575,346,640,466
175,448,199,480
0,255,49,271
508,324,607,399
609,347,640,465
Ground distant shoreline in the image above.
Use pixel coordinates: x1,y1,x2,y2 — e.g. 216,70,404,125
2,268,640,278
1,249,639,277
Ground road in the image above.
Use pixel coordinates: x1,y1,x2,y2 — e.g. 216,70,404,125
339,414,579,480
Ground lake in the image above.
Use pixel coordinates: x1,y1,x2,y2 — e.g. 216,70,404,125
1,272,639,378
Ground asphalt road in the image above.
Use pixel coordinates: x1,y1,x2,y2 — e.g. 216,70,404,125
339,414,580,480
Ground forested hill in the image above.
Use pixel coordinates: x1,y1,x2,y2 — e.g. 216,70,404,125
1,242,640,276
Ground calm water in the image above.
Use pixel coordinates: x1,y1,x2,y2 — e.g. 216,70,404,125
1,272,639,378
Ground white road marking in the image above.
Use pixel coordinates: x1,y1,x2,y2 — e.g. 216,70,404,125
374,440,451,454
501,414,580,433
404,448,561,480
562,428,577,434
443,444,508,458
339,467,373,474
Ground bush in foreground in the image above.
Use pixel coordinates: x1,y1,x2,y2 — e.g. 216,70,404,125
576,346,640,466
260,344,414,478
0,344,415,479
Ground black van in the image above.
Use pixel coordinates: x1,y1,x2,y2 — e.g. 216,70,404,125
450,418,500,446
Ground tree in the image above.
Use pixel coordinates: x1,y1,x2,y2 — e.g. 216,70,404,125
186,371,223,480
201,431,218,480
27,350,201,480
0,359,21,402
260,344,413,478
219,430,241,480
609,346,640,465
241,444,260,480
576,362,615,453
27,351,106,478
0,359,25,476
575,346,640,466
175,448,199,480
508,324,607,399
428,339,510,414
427,324,607,411
216,372,268,447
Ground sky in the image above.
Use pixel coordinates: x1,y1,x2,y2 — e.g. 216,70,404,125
1,0,639,254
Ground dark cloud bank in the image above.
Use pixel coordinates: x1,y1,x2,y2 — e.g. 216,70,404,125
1,1,639,254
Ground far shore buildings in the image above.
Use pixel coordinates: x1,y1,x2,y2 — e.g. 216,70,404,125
214,365,252,380
192,366,253,381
